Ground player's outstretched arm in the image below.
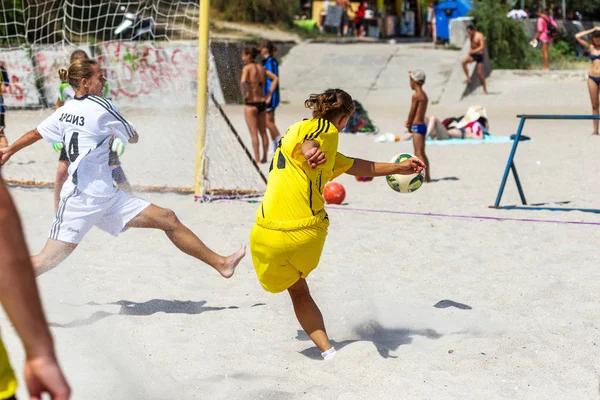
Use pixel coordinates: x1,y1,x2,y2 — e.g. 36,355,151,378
0,128,43,165
346,157,425,177
0,179,71,400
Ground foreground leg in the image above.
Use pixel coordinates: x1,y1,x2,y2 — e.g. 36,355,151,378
31,239,78,277
587,78,599,135
413,133,430,182
288,278,333,355
258,111,269,163
542,42,550,71
266,111,281,152
126,204,245,278
462,57,472,83
477,63,487,94
244,106,260,163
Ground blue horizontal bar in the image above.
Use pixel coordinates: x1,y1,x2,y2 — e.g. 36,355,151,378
516,115,600,120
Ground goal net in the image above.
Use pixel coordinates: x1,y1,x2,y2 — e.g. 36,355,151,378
0,0,266,200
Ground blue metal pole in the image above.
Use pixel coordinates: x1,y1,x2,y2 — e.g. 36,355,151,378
510,161,527,205
493,115,526,208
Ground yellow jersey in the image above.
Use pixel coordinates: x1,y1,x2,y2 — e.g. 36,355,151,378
0,334,17,399
256,118,354,231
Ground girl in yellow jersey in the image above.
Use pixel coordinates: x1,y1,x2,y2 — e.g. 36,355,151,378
250,89,425,360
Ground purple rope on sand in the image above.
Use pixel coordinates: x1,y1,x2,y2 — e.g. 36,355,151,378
326,206,600,226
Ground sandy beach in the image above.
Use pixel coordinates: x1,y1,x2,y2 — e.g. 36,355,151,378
1,42,599,399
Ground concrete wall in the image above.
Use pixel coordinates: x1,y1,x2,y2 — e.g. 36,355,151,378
0,39,296,109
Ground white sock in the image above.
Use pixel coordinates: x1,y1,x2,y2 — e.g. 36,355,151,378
321,347,336,361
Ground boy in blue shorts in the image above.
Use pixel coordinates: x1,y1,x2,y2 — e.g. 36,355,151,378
406,69,430,182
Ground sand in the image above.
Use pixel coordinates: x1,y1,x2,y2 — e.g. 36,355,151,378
1,42,600,399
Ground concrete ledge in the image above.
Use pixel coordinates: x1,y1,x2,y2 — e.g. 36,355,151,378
439,40,492,105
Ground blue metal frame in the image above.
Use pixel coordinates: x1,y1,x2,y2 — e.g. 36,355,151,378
493,114,600,208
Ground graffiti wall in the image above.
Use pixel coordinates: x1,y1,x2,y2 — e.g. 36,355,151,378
96,41,224,108
0,41,224,109
0,49,42,108
33,45,93,107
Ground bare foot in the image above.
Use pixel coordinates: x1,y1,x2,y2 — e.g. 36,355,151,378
464,78,472,84
217,244,246,278
260,158,267,164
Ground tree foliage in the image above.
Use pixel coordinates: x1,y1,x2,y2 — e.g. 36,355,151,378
469,0,531,69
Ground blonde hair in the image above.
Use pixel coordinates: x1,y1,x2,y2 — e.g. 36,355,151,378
58,59,98,91
304,89,355,120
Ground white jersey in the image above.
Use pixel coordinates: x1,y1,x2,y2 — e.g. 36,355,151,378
38,94,136,198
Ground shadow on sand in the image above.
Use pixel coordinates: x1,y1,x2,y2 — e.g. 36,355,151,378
298,320,443,360
49,299,238,328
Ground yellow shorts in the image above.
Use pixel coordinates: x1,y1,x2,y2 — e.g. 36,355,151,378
0,336,17,399
250,222,328,293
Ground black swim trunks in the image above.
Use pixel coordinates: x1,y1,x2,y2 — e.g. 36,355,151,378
472,53,484,64
246,102,267,113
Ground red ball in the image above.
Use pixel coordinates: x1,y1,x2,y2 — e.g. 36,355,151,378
323,182,346,205
355,176,373,182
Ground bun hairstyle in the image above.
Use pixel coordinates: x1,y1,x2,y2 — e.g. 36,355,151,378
59,59,98,91
259,39,277,56
243,44,259,60
305,89,355,121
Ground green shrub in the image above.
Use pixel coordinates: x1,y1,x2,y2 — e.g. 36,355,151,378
468,0,530,69
213,0,298,26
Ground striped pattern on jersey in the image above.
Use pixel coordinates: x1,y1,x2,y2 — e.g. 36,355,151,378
87,95,135,138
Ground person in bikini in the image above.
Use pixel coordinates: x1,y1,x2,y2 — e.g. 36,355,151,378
461,24,487,94
406,70,431,182
240,45,279,164
576,27,600,135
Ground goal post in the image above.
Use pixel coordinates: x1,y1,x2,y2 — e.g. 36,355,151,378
0,0,267,200
492,114,600,209
194,0,210,199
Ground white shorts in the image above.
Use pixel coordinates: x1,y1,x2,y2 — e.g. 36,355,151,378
49,188,150,244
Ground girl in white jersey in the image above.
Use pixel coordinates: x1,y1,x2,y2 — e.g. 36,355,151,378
53,50,131,212
0,59,245,277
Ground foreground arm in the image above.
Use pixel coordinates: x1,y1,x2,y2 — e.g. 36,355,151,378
575,27,598,48
346,157,425,177
0,129,42,165
265,70,279,102
0,179,71,400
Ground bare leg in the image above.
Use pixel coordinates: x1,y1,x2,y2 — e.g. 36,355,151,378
31,239,78,276
542,42,550,71
126,204,245,278
266,111,281,142
288,278,332,353
587,78,599,135
477,63,487,94
244,105,260,163
54,161,69,212
462,57,473,83
258,111,269,163
412,133,430,182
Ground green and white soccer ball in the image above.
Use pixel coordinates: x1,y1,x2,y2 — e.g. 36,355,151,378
386,153,425,193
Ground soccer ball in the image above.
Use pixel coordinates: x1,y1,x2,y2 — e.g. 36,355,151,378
323,182,346,204
386,153,425,193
